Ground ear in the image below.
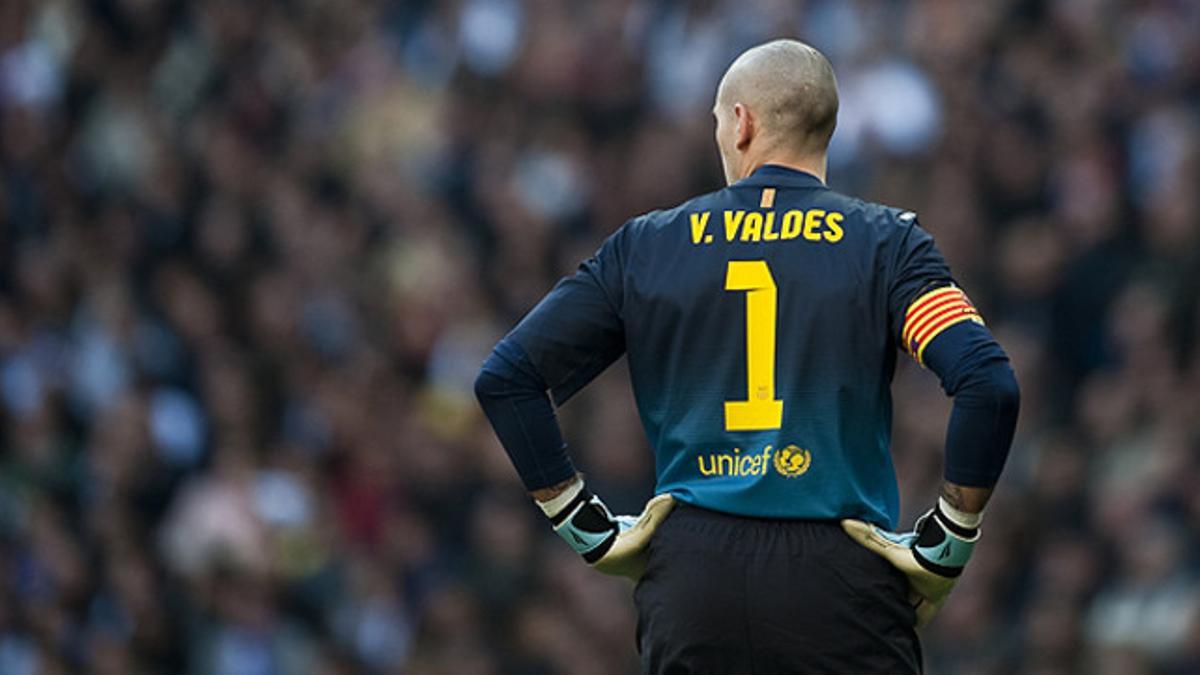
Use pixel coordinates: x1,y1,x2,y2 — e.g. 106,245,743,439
734,103,755,152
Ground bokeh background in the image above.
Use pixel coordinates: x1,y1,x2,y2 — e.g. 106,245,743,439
1,0,1199,673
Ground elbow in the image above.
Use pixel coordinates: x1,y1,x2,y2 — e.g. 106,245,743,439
960,359,1020,418
991,363,1021,421
473,366,490,405
984,360,1022,417
475,339,543,406
474,357,504,406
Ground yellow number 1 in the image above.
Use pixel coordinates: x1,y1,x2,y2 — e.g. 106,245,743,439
724,260,784,431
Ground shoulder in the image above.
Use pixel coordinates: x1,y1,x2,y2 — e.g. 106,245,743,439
821,190,919,232
618,187,729,238
816,190,932,254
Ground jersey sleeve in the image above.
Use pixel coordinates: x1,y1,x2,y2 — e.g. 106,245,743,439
886,213,1018,487
506,224,630,406
886,214,984,366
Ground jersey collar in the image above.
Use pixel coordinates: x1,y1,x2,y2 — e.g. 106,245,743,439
734,164,827,189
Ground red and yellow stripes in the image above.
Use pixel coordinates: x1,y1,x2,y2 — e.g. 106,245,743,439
902,286,984,365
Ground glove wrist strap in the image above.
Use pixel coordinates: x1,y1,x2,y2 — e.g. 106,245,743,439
548,488,619,562
936,496,982,532
536,479,585,520
911,501,980,578
933,502,980,540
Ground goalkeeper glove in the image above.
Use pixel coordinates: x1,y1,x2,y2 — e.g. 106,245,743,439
537,480,675,581
841,498,980,628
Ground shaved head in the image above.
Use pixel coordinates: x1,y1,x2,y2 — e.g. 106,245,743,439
718,39,838,153
713,40,838,183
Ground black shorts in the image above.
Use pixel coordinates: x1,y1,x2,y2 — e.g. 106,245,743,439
634,503,921,674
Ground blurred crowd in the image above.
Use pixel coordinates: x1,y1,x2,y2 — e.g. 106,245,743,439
0,0,1198,673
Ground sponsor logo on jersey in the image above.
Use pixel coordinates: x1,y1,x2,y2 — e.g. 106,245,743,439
772,444,812,478
697,444,812,479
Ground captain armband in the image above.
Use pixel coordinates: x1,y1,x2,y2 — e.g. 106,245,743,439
901,286,985,367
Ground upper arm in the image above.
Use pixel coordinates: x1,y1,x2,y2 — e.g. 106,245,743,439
885,215,984,367
507,225,630,405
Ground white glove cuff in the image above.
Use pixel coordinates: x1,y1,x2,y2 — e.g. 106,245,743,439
536,479,585,518
937,496,983,530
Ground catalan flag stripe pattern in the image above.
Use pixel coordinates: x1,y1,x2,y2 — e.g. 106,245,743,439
902,286,984,365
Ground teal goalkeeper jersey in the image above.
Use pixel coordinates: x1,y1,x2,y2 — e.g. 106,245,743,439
507,165,973,529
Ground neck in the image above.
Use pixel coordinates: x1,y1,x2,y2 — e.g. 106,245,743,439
740,154,827,184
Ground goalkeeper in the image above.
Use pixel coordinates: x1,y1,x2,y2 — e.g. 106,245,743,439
476,39,1018,674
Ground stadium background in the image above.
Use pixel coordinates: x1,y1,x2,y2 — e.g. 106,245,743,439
0,0,1198,673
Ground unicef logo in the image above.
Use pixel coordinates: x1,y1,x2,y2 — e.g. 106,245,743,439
772,445,812,478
